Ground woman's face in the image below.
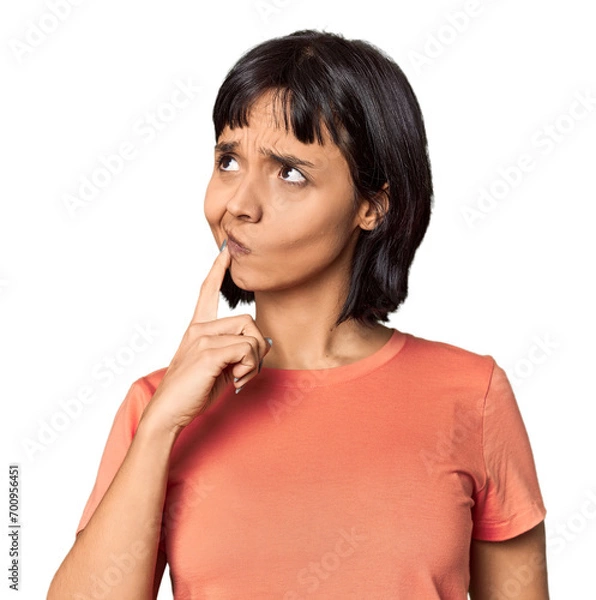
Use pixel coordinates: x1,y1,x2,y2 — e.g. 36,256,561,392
204,92,372,295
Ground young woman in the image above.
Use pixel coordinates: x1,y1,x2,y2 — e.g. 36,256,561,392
48,30,549,599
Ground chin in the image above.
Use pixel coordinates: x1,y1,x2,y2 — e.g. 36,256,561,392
227,271,254,292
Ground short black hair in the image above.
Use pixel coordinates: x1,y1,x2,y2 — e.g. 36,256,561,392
213,29,434,328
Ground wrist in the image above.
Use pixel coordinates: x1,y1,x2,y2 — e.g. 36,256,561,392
136,402,185,445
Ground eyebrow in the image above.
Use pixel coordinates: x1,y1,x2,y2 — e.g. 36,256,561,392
214,140,318,169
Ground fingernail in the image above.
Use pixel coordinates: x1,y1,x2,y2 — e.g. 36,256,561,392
234,377,239,383
235,385,244,394
265,337,273,347
219,239,227,252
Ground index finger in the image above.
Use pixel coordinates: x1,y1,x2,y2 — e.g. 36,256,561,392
190,240,231,324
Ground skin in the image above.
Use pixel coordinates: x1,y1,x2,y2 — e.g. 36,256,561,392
204,91,395,370
48,90,549,598
469,521,549,598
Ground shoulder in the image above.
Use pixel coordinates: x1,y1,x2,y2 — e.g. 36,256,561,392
402,331,496,390
136,366,168,394
118,366,169,417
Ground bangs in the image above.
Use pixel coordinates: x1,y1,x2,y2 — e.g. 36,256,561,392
212,40,349,147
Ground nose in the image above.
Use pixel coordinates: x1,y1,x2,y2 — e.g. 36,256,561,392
225,167,264,221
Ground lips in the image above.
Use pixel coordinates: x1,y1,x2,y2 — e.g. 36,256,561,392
225,231,250,253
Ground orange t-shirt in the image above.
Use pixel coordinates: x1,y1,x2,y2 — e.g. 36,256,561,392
76,329,546,598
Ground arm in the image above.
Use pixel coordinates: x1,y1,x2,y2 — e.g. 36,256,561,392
48,241,270,599
469,521,549,599
70,533,167,599
48,412,177,600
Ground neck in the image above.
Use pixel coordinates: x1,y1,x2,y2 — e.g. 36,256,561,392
254,284,390,370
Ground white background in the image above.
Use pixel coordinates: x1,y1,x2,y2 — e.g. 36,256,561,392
2,0,595,597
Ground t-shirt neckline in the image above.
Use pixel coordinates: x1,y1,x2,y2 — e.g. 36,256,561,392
258,328,410,387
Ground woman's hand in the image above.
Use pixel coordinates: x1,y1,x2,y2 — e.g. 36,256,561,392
141,241,272,435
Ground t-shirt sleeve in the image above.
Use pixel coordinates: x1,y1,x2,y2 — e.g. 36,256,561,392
471,360,547,541
75,376,166,551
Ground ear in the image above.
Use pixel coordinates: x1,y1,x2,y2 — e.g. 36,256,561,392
357,183,389,231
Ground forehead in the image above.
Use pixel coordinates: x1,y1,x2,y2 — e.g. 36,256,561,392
217,92,343,162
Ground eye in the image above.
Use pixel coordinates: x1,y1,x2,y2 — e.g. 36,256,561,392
217,155,239,171
279,165,306,185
